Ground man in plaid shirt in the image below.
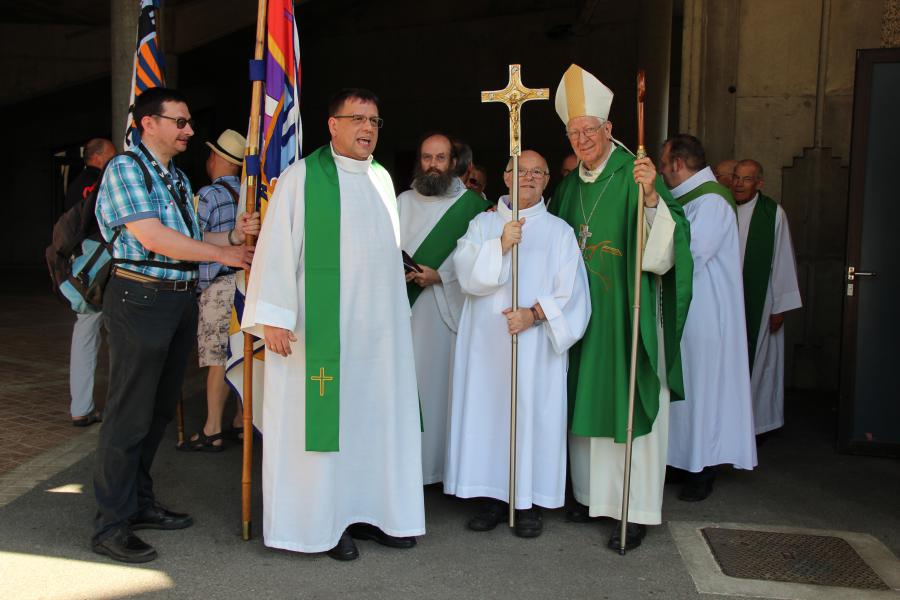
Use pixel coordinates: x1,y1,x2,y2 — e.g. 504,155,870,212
184,129,246,452
92,87,258,563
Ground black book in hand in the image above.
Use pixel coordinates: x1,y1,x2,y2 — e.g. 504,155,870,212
402,250,423,273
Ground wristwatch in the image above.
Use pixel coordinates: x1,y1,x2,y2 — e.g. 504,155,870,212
530,306,544,325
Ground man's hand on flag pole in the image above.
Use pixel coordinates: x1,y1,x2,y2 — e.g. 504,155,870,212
264,326,297,357
231,211,261,245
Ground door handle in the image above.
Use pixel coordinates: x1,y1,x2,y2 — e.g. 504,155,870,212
846,266,877,296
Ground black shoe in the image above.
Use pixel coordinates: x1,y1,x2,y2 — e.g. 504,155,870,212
565,501,600,523
130,502,194,531
514,507,543,538
678,478,714,502
467,499,507,532
72,412,102,428
92,527,157,563
348,523,416,549
326,531,359,561
607,522,647,552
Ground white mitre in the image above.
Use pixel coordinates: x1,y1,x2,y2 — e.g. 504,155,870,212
554,64,614,124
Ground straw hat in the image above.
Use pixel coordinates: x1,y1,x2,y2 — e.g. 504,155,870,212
206,129,246,166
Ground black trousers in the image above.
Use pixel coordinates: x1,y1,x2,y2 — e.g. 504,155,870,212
92,276,197,543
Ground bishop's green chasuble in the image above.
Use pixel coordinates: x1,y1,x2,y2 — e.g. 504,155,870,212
550,146,693,442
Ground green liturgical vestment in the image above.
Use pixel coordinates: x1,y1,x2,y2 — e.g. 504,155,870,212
550,146,693,442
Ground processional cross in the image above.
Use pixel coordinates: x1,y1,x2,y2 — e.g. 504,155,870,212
481,65,548,528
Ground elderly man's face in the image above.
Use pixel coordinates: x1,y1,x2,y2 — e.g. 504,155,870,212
566,116,612,169
503,150,549,208
732,164,764,203
467,168,486,194
715,160,737,187
328,98,379,160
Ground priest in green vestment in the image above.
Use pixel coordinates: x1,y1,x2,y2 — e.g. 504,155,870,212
549,64,693,551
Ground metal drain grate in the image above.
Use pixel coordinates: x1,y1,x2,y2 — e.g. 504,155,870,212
701,527,889,590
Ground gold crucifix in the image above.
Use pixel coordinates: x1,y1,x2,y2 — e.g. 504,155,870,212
481,64,548,530
310,366,334,397
481,64,549,157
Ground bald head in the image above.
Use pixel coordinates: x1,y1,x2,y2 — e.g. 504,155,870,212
715,159,738,187
503,150,549,209
84,138,116,170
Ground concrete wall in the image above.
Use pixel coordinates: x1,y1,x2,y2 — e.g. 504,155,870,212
680,0,884,391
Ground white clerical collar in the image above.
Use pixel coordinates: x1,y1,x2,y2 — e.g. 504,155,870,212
578,145,614,183
412,175,465,202
330,143,372,174
497,195,546,220
670,166,716,199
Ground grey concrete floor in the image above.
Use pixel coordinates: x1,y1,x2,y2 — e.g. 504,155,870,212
1,271,898,599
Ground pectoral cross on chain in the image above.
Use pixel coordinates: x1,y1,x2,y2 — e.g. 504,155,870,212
310,367,334,397
579,224,592,251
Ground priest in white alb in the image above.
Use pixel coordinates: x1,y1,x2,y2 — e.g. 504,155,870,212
241,89,425,561
732,159,802,435
658,134,757,502
398,132,488,485
444,150,590,539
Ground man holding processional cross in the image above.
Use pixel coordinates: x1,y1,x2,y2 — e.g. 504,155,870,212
241,88,425,561
549,64,693,551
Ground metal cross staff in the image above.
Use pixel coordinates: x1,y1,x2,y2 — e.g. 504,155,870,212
481,64,548,528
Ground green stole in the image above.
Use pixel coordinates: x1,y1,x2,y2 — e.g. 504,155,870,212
741,193,777,372
676,180,737,214
551,147,694,442
302,146,342,452
406,189,489,306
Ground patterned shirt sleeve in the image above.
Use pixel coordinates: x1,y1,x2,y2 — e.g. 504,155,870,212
97,155,158,228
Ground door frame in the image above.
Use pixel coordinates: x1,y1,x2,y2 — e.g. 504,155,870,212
838,47,900,457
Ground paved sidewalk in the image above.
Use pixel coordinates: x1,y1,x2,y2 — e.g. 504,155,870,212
1,272,898,599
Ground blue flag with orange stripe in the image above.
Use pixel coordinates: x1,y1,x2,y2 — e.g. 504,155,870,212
124,0,165,149
225,0,303,431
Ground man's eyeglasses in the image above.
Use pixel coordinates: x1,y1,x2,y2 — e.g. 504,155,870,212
505,168,548,179
333,114,384,129
153,114,195,129
565,124,605,140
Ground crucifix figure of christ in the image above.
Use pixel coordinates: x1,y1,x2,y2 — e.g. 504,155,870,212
579,223,593,251
481,64,548,528
310,367,334,397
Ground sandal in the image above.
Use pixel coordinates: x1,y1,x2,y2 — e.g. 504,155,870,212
72,412,102,428
183,430,225,452
225,426,244,441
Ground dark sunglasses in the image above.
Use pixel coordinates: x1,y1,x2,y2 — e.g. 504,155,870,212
153,114,195,129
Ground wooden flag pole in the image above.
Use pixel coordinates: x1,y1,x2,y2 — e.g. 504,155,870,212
619,69,647,556
241,0,267,542
481,65,548,527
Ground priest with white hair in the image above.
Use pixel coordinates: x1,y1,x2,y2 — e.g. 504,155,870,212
548,65,693,551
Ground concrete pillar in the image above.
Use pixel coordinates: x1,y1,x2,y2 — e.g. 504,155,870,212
111,2,138,148
638,0,673,153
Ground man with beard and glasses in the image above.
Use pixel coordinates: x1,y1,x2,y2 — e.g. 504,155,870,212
398,132,489,485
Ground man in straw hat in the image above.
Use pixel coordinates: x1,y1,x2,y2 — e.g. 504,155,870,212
182,129,247,451
549,65,693,551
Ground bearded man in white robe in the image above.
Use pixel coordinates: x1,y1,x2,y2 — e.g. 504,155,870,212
444,150,590,539
658,134,757,502
398,132,488,485
732,159,802,435
241,88,425,561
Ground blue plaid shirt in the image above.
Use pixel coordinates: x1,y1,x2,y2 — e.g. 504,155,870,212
96,147,201,281
196,175,239,291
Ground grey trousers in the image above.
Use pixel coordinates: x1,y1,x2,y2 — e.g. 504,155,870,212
70,311,103,418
